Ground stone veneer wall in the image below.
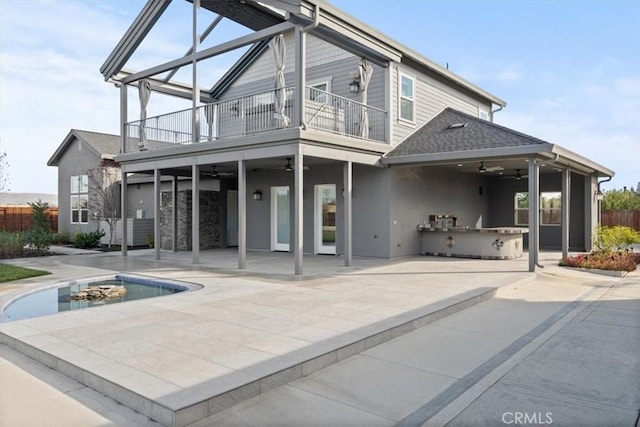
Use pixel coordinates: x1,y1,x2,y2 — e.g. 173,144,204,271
160,190,220,250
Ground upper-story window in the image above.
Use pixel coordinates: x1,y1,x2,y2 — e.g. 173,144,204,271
71,175,88,224
399,74,415,122
308,79,331,103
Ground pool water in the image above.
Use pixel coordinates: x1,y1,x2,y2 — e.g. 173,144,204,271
1,277,185,322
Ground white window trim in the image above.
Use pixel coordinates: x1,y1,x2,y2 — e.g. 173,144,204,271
514,191,562,226
478,107,490,121
307,78,332,103
398,72,416,124
70,175,89,224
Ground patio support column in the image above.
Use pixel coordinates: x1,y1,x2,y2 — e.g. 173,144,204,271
238,160,247,269
154,168,161,261
120,83,128,257
294,153,304,275
561,168,571,260
294,25,306,128
528,157,540,272
343,161,352,266
191,0,200,143
172,175,178,252
192,164,200,264
120,171,128,256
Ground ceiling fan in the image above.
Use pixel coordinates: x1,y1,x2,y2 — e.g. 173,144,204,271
207,165,234,178
501,169,529,180
463,162,504,173
263,157,310,172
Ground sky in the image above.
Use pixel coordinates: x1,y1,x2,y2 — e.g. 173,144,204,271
0,0,638,195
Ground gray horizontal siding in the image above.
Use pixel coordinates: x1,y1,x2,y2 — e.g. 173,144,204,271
392,64,493,145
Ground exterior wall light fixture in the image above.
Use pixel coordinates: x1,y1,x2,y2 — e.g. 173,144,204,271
349,78,360,94
253,189,263,201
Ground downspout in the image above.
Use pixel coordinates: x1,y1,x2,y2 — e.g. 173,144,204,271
298,4,320,130
490,103,503,121
596,175,612,228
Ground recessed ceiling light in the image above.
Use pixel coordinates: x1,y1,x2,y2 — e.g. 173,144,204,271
457,164,463,167
541,164,547,167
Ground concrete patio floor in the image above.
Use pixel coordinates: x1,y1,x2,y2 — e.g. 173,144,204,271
0,249,631,426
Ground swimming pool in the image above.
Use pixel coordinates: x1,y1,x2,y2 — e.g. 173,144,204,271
0,274,201,322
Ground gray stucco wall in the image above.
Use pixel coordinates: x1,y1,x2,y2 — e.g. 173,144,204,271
389,166,490,257
243,163,390,258
487,172,587,250
55,138,101,235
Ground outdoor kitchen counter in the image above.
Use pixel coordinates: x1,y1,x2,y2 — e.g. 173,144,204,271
417,226,528,260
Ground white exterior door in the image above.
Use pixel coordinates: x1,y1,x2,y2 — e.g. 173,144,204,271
315,184,336,255
271,186,290,251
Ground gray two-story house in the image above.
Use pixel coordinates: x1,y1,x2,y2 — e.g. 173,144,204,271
101,0,613,274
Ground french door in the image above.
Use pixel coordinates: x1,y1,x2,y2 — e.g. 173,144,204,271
271,186,290,251
315,184,336,254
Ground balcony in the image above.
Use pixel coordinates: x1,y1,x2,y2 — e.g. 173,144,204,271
124,86,387,153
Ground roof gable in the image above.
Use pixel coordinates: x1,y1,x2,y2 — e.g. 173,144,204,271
47,129,121,166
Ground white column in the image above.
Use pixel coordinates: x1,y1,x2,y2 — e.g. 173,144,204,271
343,161,352,266
120,83,128,257
120,171,128,256
294,153,304,275
154,168,161,260
238,160,247,269
528,158,539,272
294,26,306,128
561,169,571,259
172,175,178,252
192,0,200,143
192,164,200,263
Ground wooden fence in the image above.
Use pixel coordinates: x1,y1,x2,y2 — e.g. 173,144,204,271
0,207,59,233
601,210,640,231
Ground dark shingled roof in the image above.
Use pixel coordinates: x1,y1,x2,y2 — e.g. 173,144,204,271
386,108,550,157
48,129,120,166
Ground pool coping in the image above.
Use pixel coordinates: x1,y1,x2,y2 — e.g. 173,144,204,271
0,273,203,322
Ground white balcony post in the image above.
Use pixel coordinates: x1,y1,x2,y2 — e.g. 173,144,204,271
154,168,161,260
192,163,200,264
561,169,571,260
172,175,178,252
528,157,540,272
120,172,128,256
192,0,200,143
343,161,352,266
294,153,304,275
238,160,247,269
294,25,306,128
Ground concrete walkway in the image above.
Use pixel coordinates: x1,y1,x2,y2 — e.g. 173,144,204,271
0,250,637,426
192,269,640,426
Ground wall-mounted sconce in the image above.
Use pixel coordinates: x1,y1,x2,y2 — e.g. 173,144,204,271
594,189,604,201
253,189,263,201
349,77,360,94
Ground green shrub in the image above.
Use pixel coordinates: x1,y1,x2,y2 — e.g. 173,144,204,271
594,225,640,252
51,231,70,245
72,230,105,249
24,228,52,256
0,231,25,259
145,234,154,249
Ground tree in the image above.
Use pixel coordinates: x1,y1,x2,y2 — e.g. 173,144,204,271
602,188,640,210
25,200,52,255
0,151,9,193
87,159,121,247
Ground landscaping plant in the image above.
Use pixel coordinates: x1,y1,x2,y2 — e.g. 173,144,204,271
560,225,640,272
24,200,52,255
72,230,105,249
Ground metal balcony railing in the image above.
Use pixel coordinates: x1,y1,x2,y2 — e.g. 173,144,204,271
124,86,387,153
